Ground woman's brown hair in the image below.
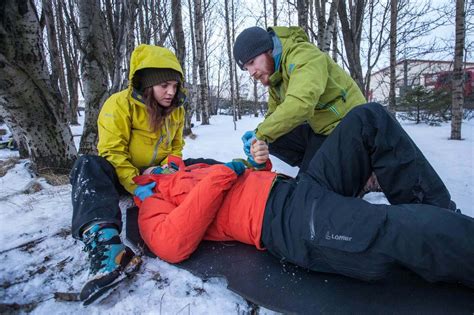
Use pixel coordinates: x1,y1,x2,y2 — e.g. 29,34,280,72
142,86,178,132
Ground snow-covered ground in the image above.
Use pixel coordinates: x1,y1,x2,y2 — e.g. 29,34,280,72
0,114,472,314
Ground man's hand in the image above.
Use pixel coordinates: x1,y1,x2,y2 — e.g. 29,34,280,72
250,140,269,164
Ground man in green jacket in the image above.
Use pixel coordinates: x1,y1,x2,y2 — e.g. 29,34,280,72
233,26,366,172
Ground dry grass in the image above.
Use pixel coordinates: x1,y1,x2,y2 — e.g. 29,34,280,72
0,157,69,186
0,157,20,177
37,169,70,186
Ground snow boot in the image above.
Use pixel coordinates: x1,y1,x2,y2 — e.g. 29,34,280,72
80,223,141,305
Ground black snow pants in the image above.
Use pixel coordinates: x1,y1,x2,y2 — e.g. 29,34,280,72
262,103,474,287
70,155,221,239
268,123,327,172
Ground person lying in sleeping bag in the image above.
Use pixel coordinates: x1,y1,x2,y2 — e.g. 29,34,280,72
135,103,474,288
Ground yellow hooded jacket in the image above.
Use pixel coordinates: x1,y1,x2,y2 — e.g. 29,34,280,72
97,44,186,194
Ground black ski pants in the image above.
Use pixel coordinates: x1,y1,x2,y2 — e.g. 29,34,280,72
262,103,474,287
70,155,221,239
268,123,327,173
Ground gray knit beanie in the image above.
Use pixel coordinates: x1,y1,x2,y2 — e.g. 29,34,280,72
233,27,274,70
134,68,182,91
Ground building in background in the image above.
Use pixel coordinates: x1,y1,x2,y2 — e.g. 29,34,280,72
369,59,474,106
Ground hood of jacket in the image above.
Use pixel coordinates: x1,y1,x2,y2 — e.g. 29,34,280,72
128,44,184,87
128,44,187,108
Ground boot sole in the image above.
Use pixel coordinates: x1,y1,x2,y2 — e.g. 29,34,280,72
82,255,142,306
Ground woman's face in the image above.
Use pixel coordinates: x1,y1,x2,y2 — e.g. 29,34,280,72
152,81,179,107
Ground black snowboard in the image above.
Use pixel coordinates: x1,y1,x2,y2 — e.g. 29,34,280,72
126,207,474,314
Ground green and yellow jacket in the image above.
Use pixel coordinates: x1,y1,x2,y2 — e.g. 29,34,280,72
255,26,366,142
97,44,186,193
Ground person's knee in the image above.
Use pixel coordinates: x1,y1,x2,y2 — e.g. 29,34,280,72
351,102,384,115
346,103,390,126
75,154,97,166
70,155,91,183
70,155,109,183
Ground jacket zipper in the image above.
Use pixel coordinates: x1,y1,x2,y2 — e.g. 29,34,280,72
150,134,164,165
166,117,170,145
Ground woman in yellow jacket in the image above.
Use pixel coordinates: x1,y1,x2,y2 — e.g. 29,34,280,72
69,44,191,303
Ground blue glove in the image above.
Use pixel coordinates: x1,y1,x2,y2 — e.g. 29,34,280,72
134,182,156,201
224,161,246,176
241,130,256,158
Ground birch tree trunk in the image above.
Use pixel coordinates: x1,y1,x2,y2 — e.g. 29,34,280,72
273,0,278,26
224,0,236,129
253,80,259,117
151,0,159,44
332,18,338,61
451,0,465,140
263,0,268,29
188,0,200,122
42,0,68,116
231,0,241,120
78,0,110,154
194,0,210,125
322,0,339,52
297,0,308,34
0,0,77,172
57,0,79,125
125,1,137,81
109,1,133,93
315,0,340,52
315,0,326,47
172,0,193,135
388,0,398,114
172,0,186,72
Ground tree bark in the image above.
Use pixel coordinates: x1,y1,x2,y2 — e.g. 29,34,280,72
388,0,398,114
109,2,132,93
224,0,236,129
322,0,339,52
57,0,79,125
0,0,77,172
42,0,68,117
338,0,366,92
188,0,200,122
451,0,465,140
171,0,193,135
315,0,339,52
172,0,186,73
78,0,110,154
273,0,278,26
253,80,259,117
297,0,308,34
231,0,241,120
363,0,390,100
194,0,210,124
332,17,338,61
125,0,137,84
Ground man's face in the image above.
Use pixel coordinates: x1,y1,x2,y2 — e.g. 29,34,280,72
243,51,274,86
